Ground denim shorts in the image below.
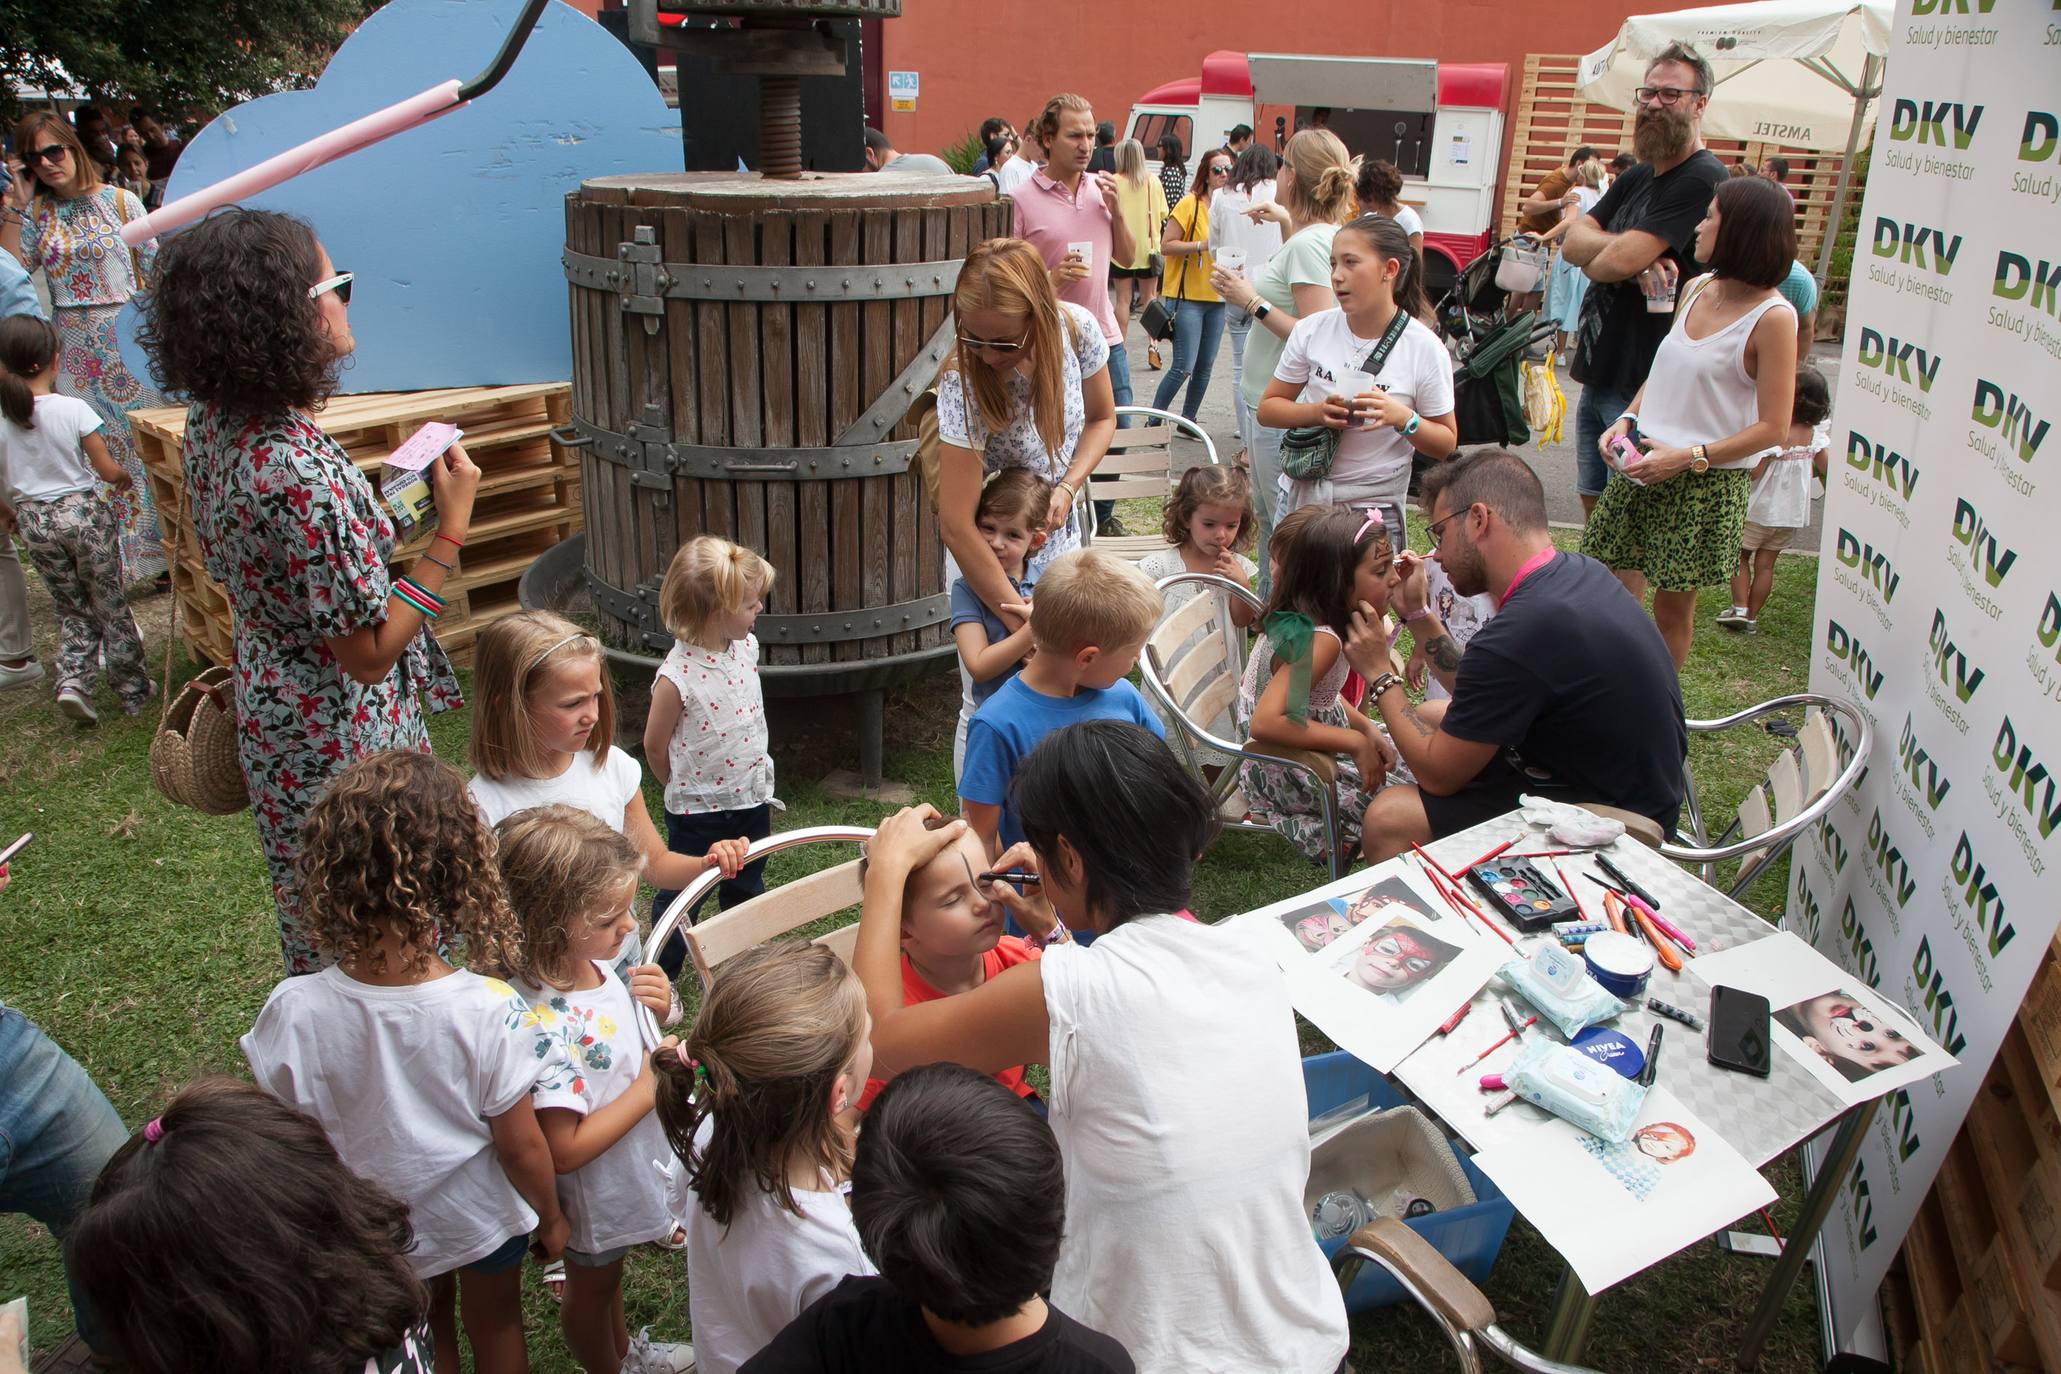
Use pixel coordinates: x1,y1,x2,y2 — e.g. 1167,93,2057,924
461,1233,530,1275
564,1242,634,1268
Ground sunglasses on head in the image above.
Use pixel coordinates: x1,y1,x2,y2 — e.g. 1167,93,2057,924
28,145,68,166
307,272,354,306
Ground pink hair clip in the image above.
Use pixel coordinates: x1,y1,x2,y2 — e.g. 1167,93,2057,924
143,1117,165,1143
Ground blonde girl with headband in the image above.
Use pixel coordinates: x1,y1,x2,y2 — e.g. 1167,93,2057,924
652,942,877,1373
241,750,574,1374
467,609,750,982
487,806,693,1374
935,237,1116,772
644,536,778,940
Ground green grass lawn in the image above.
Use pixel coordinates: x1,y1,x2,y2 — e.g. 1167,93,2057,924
0,531,1829,1372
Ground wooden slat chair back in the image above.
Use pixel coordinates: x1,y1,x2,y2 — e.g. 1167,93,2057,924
645,827,877,997
1661,697,1876,899
1081,406,1218,564
1140,571,1356,878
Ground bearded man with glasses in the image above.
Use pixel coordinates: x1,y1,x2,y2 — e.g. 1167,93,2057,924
1558,42,1726,520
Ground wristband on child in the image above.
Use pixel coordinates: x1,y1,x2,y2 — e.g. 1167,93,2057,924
1023,920,1070,951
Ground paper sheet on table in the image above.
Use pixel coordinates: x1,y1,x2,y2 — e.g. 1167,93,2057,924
1473,1086,1775,1294
1688,931,1956,1107
1232,865,1504,1072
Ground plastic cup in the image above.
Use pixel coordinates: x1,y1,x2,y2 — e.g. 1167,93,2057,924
1216,245,1248,277
1642,268,1677,314
1335,368,1377,429
1066,240,1093,274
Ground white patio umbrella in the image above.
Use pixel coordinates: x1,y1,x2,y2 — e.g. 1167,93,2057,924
1577,0,1892,279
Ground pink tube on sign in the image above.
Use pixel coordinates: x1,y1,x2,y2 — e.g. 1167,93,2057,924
121,80,467,245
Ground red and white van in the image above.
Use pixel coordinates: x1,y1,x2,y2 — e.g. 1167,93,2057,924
1126,50,1508,302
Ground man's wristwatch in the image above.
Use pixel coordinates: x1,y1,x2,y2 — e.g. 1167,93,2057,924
1369,671,1407,699
1689,444,1710,474
1252,299,1273,320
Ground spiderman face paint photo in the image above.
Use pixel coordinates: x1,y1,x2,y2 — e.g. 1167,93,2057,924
1342,920,1460,1000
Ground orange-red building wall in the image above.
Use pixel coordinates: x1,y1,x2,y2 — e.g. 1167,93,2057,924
871,2,1660,199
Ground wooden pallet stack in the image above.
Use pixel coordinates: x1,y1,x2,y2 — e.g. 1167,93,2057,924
1884,938,2061,1373
1501,53,1864,294
130,384,581,668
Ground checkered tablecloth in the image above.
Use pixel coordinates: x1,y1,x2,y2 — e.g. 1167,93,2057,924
1395,816,1849,1169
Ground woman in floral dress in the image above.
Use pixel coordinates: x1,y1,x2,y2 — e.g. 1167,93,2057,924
138,209,479,973
2,112,166,583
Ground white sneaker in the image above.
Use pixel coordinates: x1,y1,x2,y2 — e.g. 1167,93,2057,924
0,659,44,690
56,685,98,724
622,1329,695,1374
1715,606,1748,628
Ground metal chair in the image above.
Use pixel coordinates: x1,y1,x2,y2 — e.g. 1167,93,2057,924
648,826,875,996
1332,1219,1602,1374
1137,570,1357,880
1080,405,1219,563
1660,693,1874,900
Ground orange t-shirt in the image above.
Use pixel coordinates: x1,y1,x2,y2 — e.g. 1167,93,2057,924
857,936,1041,1112
1522,168,1574,233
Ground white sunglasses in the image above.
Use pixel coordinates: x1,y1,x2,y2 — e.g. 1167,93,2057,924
307,272,353,305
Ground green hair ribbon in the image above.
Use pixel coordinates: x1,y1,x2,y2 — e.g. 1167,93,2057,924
1264,610,1317,728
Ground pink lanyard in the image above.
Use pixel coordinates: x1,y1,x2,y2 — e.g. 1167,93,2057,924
1497,549,1557,611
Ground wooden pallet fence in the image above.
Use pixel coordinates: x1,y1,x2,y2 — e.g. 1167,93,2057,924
1886,942,2061,1374
131,384,581,669
1501,53,1865,279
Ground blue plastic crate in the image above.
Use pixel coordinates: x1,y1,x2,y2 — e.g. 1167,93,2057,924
1303,1050,1515,1312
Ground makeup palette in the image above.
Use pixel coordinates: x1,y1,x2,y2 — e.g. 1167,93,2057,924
1465,857,1580,932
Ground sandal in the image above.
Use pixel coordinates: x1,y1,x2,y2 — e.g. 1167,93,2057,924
1233,447,1250,470
540,1257,567,1304
1147,343,1163,371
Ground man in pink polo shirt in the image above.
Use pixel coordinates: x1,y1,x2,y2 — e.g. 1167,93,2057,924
1011,94,1136,526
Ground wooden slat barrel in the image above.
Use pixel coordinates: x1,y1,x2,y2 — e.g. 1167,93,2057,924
562,173,1010,684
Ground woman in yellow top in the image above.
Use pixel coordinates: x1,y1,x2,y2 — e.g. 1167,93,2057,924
1109,139,1166,367
1152,146,1234,421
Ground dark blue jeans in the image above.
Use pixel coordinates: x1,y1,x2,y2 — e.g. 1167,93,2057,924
1152,298,1226,421
649,803,773,977
0,1004,127,1351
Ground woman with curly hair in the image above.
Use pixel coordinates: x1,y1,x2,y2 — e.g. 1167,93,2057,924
241,749,572,1374
135,208,479,972
1,111,168,584
68,1078,435,1374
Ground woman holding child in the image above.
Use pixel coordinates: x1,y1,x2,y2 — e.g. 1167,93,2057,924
858,722,1352,1374
935,237,1117,770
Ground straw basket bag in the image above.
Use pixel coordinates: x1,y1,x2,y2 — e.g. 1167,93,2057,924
148,572,249,815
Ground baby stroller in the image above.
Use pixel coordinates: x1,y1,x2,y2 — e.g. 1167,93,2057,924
1452,311,1559,449
1435,234,1549,353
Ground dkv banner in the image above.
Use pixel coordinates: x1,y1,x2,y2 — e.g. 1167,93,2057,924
1791,0,2061,1352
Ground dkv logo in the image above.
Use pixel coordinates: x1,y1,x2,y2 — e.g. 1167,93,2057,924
1857,327,1942,391
1845,429,1920,502
1993,252,2061,322
1835,528,1900,604
1871,219,1961,278
1888,99,1982,150
1951,498,2018,587
1824,619,1885,699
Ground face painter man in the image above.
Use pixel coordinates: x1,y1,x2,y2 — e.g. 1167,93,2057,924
1342,448,1686,863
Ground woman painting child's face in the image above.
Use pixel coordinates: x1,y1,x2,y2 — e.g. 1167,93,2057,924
901,829,1008,963
531,657,604,756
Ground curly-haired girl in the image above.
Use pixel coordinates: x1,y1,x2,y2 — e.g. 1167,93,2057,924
488,805,694,1372
241,750,573,1374
68,1078,433,1374
652,941,876,1373
135,207,479,975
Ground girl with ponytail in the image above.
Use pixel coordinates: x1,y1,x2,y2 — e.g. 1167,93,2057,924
0,313,152,721
654,941,876,1372
1208,127,1358,586
1257,212,1458,539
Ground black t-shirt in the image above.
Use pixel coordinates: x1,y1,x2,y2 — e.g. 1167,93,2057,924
1086,147,1116,175
1569,149,1725,396
1440,552,1686,831
741,1276,1135,1374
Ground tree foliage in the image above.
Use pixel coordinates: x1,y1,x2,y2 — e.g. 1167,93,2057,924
0,0,381,120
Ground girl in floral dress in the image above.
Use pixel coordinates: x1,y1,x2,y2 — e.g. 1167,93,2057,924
137,209,477,972
2,112,166,582
1237,506,1403,866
